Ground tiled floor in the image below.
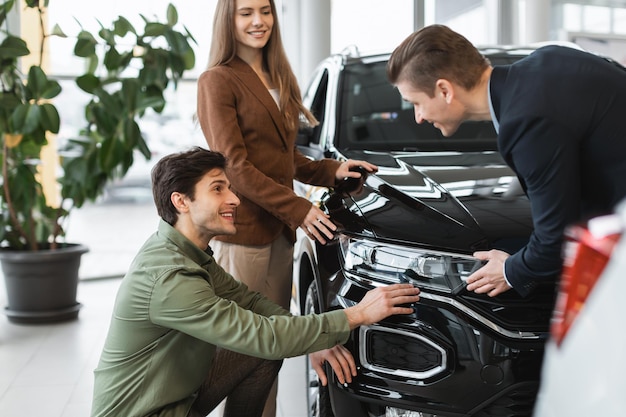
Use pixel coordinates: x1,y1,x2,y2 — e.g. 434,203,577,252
0,198,308,417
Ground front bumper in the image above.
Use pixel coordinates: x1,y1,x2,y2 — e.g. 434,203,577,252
324,272,548,417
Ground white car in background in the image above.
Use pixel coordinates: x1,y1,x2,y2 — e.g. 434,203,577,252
533,200,626,416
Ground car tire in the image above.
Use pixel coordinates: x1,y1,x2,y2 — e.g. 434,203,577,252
305,282,335,417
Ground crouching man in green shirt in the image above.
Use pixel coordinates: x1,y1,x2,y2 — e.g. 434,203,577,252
90,147,421,417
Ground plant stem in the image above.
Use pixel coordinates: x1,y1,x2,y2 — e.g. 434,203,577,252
50,203,66,250
36,1,45,66
2,138,38,250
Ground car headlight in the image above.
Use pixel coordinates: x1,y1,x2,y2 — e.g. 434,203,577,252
339,235,483,293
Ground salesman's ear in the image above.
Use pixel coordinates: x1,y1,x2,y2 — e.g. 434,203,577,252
435,79,454,103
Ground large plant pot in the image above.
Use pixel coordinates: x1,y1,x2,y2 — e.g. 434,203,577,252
0,244,89,324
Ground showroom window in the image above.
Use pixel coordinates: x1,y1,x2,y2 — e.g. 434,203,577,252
33,0,626,165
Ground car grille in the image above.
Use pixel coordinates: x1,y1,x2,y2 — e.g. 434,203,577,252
359,325,447,380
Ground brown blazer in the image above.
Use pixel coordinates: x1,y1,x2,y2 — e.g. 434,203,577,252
197,57,341,245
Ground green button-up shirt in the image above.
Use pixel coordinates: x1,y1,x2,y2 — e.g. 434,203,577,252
91,220,350,417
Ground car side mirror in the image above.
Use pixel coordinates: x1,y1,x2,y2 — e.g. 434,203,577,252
322,167,370,233
336,166,369,195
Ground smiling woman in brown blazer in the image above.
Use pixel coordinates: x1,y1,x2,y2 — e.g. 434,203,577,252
196,1,376,416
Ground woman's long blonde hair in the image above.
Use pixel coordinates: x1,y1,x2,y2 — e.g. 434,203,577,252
207,0,317,132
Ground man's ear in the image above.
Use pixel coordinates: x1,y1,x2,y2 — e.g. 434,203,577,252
435,79,454,103
171,192,189,212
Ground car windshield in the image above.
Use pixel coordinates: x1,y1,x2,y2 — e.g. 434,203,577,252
337,60,497,153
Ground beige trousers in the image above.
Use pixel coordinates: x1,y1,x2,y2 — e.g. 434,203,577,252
210,234,294,417
211,234,293,309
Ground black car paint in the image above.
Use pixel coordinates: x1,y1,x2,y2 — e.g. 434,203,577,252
294,48,558,417
339,150,533,254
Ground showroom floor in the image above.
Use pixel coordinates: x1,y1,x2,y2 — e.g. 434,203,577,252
0,198,308,417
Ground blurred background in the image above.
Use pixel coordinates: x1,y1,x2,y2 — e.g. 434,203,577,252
2,1,626,416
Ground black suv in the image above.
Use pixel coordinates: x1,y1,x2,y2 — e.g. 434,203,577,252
292,47,558,417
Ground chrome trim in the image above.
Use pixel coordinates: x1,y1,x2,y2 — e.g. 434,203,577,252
359,324,447,380
341,272,545,341
418,292,544,340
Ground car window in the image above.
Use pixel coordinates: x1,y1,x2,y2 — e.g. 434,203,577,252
309,70,329,146
337,61,498,152
301,68,330,146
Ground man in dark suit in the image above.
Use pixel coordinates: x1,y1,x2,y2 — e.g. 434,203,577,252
387,24,626,297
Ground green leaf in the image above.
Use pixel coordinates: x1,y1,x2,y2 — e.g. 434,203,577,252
164,30,190,55
167,55,187,81
39,103,61,134
10,103,41,134
103,46,122,70
0,36,30,60
26,66,62,100
182,48,196,70
63,154,90,182
0,1,17,28
183,24,198,45
26,66,48,98
135,131,151,159
76,74,101,94
137,86,165,112
144,22,167,37
123,118,141,148
121,79,139,112
87,54,99,74
92,105,119,136
95,89,121,113
74,31,97,57
98,28,115,45
8,104,28,132
99,135,124,173
114,16,136,36
59,157,89,206
0,94,21,112
50,24,67,38
118,51,134,68
41,79,62,100
166,4,178,26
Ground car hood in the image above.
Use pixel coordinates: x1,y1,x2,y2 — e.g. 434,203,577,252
333,150,533,254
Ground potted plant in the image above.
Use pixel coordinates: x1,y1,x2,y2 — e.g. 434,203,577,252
0,0,196,323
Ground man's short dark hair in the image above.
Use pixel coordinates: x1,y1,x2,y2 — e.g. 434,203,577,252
151,147,227,225
387,24,490,96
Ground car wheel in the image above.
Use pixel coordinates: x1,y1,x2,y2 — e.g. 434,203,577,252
305,282,335,417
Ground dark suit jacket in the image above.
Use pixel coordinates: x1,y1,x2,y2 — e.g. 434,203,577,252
197,57,341,245
490,45,626,296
